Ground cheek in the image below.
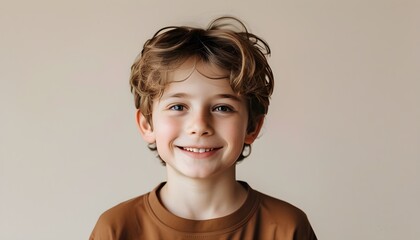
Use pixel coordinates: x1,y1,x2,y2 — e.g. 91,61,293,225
219,118,248,141
154,117,181,139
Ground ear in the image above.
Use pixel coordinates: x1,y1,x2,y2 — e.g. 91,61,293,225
244,116,265,144
136,110,156,144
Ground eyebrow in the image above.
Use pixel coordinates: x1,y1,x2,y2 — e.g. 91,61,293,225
216,93,242,102
163,93,242,102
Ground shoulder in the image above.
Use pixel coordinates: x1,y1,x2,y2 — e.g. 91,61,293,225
254,190,317,239
99,194,146,224
89,193,148,240
257,191,308,223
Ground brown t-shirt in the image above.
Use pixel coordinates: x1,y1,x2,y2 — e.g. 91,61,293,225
90,182,317,240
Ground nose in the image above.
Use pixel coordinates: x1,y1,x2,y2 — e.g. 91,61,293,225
187,110,214,136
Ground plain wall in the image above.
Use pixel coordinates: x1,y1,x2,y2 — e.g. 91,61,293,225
1,0,419,239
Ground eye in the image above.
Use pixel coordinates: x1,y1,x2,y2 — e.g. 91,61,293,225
213,105,233,112
169,105,185,111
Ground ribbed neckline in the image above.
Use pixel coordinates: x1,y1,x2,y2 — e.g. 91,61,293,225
145,181,260,235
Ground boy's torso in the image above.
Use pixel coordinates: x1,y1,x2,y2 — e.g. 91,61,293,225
90,182,317,240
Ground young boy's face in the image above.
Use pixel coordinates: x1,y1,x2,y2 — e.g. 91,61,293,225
137,59,262,179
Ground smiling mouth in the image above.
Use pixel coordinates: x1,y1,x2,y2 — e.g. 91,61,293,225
179,147,221,153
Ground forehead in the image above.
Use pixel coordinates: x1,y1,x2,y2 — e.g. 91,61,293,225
167,57,229,82
158,58,244,102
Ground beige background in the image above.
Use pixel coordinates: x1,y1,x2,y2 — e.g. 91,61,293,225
1,0,419,239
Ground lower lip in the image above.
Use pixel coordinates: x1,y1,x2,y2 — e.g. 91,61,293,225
178,147,221,159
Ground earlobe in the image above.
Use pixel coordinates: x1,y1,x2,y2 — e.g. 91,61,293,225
244,117,265,144
136,110,156,144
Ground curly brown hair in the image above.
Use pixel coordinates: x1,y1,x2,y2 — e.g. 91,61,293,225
130,16,274,163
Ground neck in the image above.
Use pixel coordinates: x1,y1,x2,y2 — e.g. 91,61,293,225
159,167,247,220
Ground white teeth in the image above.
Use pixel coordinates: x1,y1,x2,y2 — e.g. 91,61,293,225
183,147,214,153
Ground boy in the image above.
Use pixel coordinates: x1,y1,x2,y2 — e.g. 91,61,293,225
90,16,317,239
